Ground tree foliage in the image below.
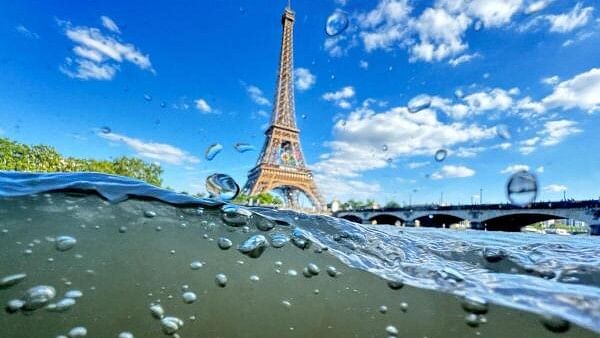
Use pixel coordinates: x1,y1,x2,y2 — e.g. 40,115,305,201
233,192,283,205
0,137,163,186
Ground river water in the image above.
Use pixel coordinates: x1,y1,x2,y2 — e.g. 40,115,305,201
0,172,599,337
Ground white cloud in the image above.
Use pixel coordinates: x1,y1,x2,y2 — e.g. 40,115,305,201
449,53,480,67
314,173,381,201
544,184,567,192
58,18,153,80
323,86,355,109
465,0,523,28
245,85,271,106
409,7,471,62
518,119,581,154
541,75,560,85
536,165,545,173
408,161,430,169
541,67,600,113
312,105,496,178
524,0,553,14
455,146,485,157
538,119,582,146
545,3,593,33
431,165,475,179
98,132,200,165
500,164,530,174
359,60,369,69
100,16,121,34
194,98,212,113
294,68,316,91
15,25,39,39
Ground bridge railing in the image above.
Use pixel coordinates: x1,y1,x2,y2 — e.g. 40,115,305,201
336,199,600,213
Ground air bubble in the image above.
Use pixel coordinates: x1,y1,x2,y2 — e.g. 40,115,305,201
217,237,233,250
238,234,268,258
234,143,255,153
215,273,228,287
149,304,165,319
143,94,152,102
408,94,432,113
160,316,184,335
434,149,447,162
100,126,111,134
22,285,56,310
325,10,349,37
205,143,223,161
506,170,538,207
206,174,240,200
182,292,197,304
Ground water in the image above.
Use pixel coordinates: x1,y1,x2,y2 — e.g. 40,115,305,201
0,172,599,337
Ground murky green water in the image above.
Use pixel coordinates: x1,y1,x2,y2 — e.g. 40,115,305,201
1,191,598,337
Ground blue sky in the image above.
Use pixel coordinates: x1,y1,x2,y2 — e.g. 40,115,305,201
1,0,599,205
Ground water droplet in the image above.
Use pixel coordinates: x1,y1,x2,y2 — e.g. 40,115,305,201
182,291,197,304
249,275,260,282
281,300,292,308
149,304,164,319
496,124,511,140
161,316,184,335
408,94,432,113
143,94,152,102
0,273,27,289
325,10,349,37
506,170,538,207
434,149,447,162
461,295,488,314
387,280,404,290
234,143,255,153
206,174,240,200
270,233,289,248
379,305,388,314
205,143,223,161
221,204,252,226
144,210,156,218
386,325,398,336
46,297,76,312
118,332,134,338
540,314,570,333
326,266,339,278
100,126,111,134
215,273,228,287
307,263,320,275
400,302,408,312
238,235,268,258
64,290,83,299
474,20,483,31
287,269,298,276
301,114,307,119
217,237,233,250
291,229,311,250
22,285,56,310
55,236,76,251
67,326,87,337
160,101,166,108
118,226,127,233
465,313,480,327
382,144,388,152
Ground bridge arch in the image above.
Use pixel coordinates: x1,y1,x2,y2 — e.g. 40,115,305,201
480,212,570,232
368,214,405,226
413,213,466,228
339,214,363,224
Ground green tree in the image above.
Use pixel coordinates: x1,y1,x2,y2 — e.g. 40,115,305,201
0,137,163,186
384,200,401,208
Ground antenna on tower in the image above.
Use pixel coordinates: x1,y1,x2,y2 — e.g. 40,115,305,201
287,0,291,9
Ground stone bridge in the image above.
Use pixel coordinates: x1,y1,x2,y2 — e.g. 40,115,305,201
333,200,600,235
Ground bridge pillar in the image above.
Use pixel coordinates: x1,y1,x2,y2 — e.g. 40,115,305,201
590,224,600,236
470,221,485,231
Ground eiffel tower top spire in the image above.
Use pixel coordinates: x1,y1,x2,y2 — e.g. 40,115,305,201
270,3,297,131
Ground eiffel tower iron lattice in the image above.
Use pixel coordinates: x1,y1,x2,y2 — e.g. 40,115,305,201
243,5,325,211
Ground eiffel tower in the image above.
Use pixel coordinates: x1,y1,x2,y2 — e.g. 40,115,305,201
243,3,325,211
